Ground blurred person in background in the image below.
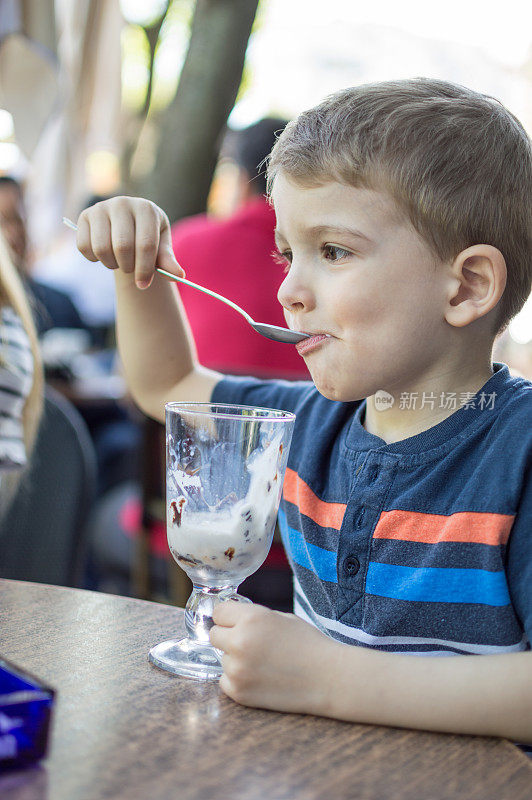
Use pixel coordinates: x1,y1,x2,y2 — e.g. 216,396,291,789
0,177,140,500
0,228,43,518
33,194,118,349
0,176,89,337
171,117,309,380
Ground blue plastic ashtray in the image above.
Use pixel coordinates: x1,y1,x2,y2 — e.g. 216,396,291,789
0,657,55,770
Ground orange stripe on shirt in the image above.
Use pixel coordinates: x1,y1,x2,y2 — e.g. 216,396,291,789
373,509,515,546
283,467,346,530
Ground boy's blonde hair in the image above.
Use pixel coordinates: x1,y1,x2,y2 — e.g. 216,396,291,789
267,78,532,335
0,229,43,513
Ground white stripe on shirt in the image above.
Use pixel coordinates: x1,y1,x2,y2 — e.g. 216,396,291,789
293,576,529,656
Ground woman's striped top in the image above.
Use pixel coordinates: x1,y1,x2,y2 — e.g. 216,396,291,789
0,306,33,471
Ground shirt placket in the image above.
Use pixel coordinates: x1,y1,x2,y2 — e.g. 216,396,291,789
335,452,398,627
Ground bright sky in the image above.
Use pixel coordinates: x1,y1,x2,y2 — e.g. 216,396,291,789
121,0,532,67
286,0,532,67
228,0,532,127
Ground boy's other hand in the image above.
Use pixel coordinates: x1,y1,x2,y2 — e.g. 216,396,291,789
76,196,185,289
210,601,341,715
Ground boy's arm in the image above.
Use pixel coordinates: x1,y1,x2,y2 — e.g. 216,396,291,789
327,640,532,742
77,197,222,422
210,603,532,744
114,270,221,421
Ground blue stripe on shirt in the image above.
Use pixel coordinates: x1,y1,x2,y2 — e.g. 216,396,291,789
280,510,511,606
366,562,511,606
278,509,338,583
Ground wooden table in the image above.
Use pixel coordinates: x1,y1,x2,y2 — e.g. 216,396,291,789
0,580,530,800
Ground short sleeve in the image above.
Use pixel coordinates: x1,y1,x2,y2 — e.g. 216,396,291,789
506,451,532,644
211,374,315,416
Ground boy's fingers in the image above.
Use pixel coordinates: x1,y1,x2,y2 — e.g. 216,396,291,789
93,214,121,271
78,208,121,270
158,221,186,278
209,624,230,652
76,199,184,285
212,599,252,626
110,205,136,274
134,203,160,288
76,213,103,264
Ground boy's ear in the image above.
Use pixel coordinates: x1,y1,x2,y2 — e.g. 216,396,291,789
445,244,507,328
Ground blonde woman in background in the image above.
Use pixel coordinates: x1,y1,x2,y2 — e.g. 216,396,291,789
0,228,43,515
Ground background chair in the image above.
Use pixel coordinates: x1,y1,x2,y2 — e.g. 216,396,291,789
0,385,97,587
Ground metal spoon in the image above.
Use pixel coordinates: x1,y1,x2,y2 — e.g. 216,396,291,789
63,217,310,345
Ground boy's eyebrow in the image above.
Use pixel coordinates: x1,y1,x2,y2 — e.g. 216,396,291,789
274,225,374,247
307,224,374,244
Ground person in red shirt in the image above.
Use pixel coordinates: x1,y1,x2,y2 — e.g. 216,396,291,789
171,118,309,380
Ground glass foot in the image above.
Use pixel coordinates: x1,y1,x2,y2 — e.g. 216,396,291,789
148,637,223,681
148,584,252,681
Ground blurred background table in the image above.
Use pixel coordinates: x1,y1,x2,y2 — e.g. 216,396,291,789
0,580,531,800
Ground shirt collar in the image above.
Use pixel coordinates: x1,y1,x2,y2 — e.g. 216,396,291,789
345,362,515,456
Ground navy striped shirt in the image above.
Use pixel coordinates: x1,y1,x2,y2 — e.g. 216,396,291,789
212,362,532,657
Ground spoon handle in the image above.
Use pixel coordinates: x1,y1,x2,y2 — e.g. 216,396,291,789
155,268,254,324
62,218,254,325
63,217,78,231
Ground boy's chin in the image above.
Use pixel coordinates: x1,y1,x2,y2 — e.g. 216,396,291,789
312,376,362,404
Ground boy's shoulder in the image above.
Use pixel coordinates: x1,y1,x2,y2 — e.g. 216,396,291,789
492,372,531,433
212,373,360,429
479,372,532,471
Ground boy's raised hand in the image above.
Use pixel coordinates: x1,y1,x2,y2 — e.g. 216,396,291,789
76,196,185,290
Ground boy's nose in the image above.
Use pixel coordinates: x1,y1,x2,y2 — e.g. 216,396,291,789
277,268,315,315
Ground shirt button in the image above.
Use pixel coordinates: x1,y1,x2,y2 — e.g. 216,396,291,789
355,509,365,527
344,556,360,576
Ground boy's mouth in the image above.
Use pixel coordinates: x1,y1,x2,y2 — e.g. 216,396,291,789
295,333,331,355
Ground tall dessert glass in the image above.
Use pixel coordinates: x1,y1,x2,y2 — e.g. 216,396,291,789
148,402,295,681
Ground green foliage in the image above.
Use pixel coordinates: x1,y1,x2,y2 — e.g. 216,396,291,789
121,0,195,115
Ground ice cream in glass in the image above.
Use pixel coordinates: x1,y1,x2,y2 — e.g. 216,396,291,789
148,402,295,681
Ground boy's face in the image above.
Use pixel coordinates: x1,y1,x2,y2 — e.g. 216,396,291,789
271,172,453,402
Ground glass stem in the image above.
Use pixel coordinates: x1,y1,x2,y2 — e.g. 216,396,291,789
184,585,238,644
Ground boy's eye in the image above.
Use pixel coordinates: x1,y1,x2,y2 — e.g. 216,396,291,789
322,244,352,262
272,249,292,274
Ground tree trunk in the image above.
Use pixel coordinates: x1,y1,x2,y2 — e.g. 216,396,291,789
120,5,170,190
139,0,259,223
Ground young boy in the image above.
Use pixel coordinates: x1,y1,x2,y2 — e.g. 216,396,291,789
76,78,532,745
